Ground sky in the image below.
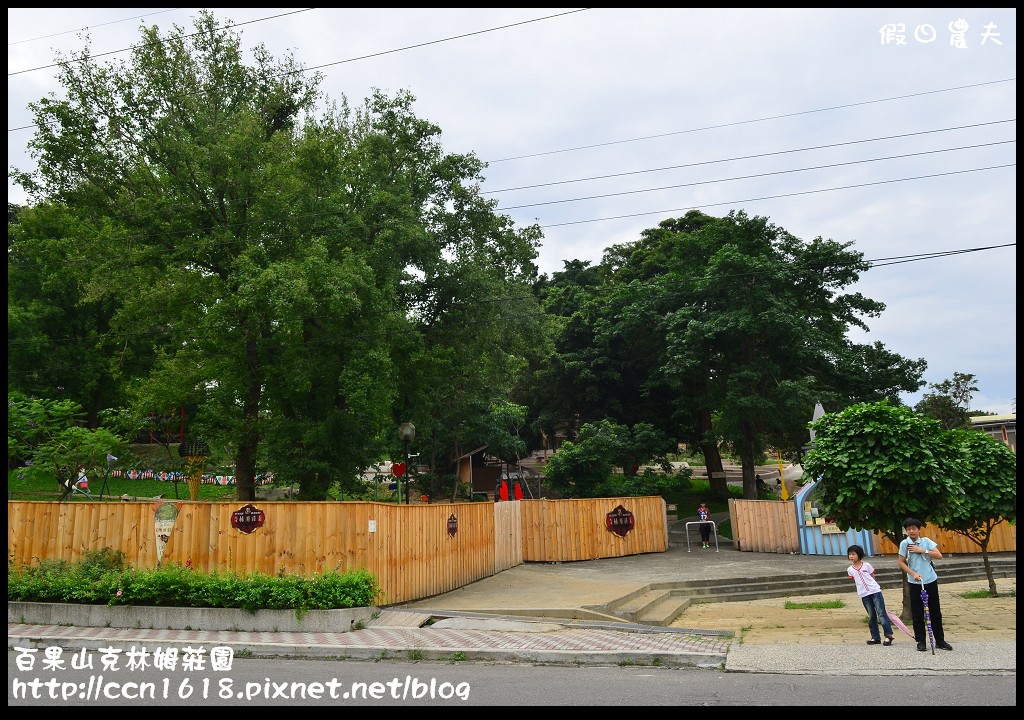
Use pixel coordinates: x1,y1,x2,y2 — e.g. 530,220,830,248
8,8,1017,416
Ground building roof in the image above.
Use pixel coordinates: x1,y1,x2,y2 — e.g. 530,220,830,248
452,445,488,462
970,414,1016,426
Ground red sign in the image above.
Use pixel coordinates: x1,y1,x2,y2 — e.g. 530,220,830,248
447,513,458,537
605,504,635,538
392,462,406,478
231,504,266,534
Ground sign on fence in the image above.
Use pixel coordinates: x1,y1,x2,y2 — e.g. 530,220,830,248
605,504,635,538
231,504,266,534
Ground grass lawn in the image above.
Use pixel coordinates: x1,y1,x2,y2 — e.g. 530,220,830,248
665,477,744,516
662,477,745,540
8,467,239,502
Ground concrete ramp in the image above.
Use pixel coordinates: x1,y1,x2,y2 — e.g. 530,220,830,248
368,609,433,627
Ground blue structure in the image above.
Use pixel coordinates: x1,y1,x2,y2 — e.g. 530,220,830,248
793,479,876,556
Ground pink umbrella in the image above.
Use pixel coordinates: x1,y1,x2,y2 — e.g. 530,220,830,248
887,610,914,639
920,584,936,654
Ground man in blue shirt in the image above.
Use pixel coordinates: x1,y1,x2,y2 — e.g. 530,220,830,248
897,517,953,652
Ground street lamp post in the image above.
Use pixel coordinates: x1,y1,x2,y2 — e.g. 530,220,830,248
398,422,416,505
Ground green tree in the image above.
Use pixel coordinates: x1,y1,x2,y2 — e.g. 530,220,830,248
8,391,123,492
914,372,979,430
517,260,616,447
802,400,965,615
544,210,925,500
543,419,681,498
476,400,530,490
13,11,541,500
8,203,133,425
942,428,1017,596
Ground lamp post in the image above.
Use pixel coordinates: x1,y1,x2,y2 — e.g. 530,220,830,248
397,422,416,505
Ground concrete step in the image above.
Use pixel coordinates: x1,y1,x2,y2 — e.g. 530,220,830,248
633,591,694,626
666,566,1012,599
606,588,675,622
615,559,1015,627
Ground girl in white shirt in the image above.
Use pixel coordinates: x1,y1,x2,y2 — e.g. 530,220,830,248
847,544,895,646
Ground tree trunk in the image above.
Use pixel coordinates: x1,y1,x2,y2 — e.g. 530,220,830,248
982,544,997,596
901,575,913,622
739,424,757,500
700,441,728,499
234,334,261,502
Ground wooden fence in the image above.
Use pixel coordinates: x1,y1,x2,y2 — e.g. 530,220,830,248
728,498,1017,555
7,496,666,605
874,521,1016,555
727,498,801,553
521,497,667,562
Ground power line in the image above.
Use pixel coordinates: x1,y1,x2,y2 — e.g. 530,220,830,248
283,8,592,77
483,79,1017,164
8,9,317,77
8,121,1013,263
8,242,1015,352
538,164,1016,228
497,141,1015,211
484,120,1016,194
7,157,1014,271
6,7,591,125
8,8,183,46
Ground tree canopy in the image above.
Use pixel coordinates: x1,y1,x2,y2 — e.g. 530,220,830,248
914,371,979,430
802,401,966,543
520,210,926,499
10,11,542,499
941,428,1016,595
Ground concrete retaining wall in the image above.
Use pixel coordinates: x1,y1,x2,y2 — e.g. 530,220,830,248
8,602,375,633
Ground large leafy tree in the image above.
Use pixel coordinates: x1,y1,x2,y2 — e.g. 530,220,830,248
543,419,681,498
8,203,133,426
13,11,541,499
8,391,123,491
802,400,966,615
914,372,979,430
517,260,616,443
664,211,924,498
539,210,925,499
942,428,1016,596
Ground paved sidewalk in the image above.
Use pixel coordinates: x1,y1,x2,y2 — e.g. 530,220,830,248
8,619,731,669
7,536,1016,674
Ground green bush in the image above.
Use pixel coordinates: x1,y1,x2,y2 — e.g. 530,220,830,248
8,551,382,616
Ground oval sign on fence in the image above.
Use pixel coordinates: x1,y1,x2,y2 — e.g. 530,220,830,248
231,504,266,534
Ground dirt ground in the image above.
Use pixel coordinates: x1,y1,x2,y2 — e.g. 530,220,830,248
671,577,1017,645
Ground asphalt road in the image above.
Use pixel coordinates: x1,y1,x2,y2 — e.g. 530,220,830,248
8,653,1016,706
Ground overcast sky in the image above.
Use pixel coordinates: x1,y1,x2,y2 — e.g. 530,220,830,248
8,8,1017,416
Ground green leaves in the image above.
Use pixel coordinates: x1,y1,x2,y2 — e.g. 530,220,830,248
11,13,546,500
942,428,1016,538
804,400,968,543
8,554,381,611
542,419,683,498
8,391,124,488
